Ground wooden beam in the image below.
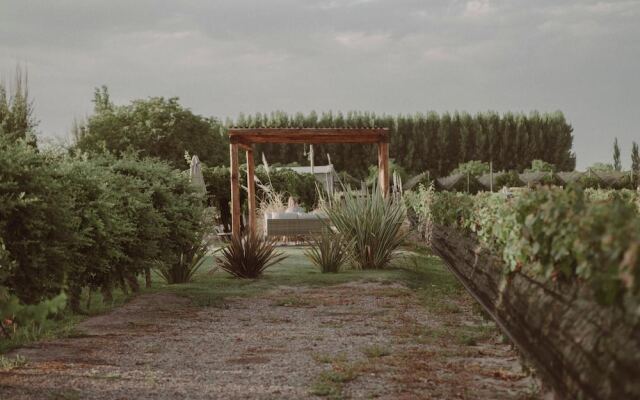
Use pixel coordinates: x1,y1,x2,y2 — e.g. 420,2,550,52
230,143,241,238
229,128,389,145
378,142,389,196
237,142,253,152
246,149,256,235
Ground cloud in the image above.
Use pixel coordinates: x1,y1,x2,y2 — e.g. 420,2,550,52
0,0,638,168
334,32,391,49
463,0,493,18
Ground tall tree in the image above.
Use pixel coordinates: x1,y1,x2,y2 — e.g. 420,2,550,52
74,87,228,168
613,137,622,171
631,141,639,183
0,66,38,147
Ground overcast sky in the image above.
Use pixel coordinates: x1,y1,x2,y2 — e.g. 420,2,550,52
1,0,639,168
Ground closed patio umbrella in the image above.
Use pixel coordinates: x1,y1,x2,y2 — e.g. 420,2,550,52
189,155,207,194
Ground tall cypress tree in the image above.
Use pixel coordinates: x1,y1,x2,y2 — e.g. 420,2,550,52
631,142,639,178
613,137,622,171
0,67,38,147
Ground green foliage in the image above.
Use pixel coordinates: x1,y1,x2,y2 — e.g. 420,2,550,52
0,286,66,338
0,68,37,147
305,230,352,273
233,110,575,178
452,160,490,177
0,137,76,303
156,225,212,284
74,87,228,169
259,166,317,209
201,164,319,231
525,159,555,173
323,184,407,269
408,186,640,314
0,137,205,313
216,232,287,278
632,142,640,175
366,159,409,186
495,171,524,188
613,138,622,171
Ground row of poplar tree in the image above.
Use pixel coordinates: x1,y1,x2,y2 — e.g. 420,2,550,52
232,110,576,178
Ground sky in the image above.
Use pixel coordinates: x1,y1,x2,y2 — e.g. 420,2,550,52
1,0,639,169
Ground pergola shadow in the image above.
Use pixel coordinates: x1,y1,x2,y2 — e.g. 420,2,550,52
227,127,390,238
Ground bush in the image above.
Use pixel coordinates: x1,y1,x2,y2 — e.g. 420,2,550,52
157,223,212,284
305,230,352,273
216,232,286,278
323,184,406,269
0,137,76,303
0,137,206,312
0,287,66,339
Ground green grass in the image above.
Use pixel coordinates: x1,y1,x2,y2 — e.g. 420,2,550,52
310,361,362,399
362,344,391,358
1,243,464,354
0,287,131,353
0,354,27,370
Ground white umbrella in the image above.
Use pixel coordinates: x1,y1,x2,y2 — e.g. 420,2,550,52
189,155,207,194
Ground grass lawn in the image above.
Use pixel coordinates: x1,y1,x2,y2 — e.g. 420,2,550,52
1,243,465,354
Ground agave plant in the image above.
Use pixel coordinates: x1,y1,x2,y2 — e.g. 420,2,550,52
323,182,407,270
216,231,287,278
305,229,352,273
157,228,214,284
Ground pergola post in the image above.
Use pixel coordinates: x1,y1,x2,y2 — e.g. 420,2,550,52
378,142,389,196
246,148,256,235
230,143,241,238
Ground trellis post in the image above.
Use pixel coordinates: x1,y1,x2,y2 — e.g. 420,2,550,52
230,143,241,238
378,142,389,196
246,148,256,235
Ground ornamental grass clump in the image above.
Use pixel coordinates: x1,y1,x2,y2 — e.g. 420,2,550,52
305,230,352,273
323,183,407,270
216,232,286,278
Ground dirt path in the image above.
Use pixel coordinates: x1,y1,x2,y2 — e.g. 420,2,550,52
0,282,538,399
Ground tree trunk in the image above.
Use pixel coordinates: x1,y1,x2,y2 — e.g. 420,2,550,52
145,267,152,289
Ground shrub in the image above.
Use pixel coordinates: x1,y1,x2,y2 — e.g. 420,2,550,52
157,223,212,284
305,230,352,273
216,232,286,278
0,137,205,312
323,183,407,269
0,286,66,339
0,137,76,303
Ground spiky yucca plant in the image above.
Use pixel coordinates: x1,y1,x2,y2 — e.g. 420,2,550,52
323,182,407,270
216,231,286,278
305,230,352,273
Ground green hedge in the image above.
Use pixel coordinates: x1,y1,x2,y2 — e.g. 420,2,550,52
0,137,204,314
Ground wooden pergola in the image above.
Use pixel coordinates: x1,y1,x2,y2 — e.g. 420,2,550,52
228,127,390,238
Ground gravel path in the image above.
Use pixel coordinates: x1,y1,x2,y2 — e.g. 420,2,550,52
0,281,539,399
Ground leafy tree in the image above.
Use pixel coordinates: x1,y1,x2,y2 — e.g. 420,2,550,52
613,138,622,171
526,159,556,173
74,87,228,168
452,160,490,177
0,67,37,147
